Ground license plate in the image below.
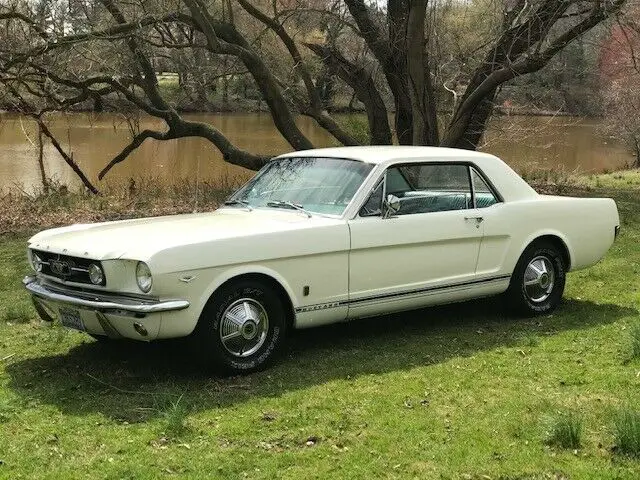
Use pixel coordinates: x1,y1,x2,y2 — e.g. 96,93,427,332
59,308,85,332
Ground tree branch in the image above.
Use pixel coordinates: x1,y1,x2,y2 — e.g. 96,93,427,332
442,0,626,148
37,118,100,194
306,42,392,145
237,0,358,146
180,0,314,151
98,129,172,180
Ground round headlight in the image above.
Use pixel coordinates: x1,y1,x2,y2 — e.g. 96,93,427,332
32,252,43,272
88,263,104,285
136,261,152,293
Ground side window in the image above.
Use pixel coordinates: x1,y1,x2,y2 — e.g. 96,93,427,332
388,164,471,216
471,168,498,208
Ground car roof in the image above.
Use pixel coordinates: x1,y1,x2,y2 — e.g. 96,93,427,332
276,146,497,165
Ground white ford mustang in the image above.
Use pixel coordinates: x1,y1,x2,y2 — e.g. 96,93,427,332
24,147,620,373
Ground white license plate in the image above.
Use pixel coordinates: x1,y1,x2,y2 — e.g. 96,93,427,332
59,308,85,331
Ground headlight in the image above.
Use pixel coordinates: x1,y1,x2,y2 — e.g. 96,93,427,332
88,263,104,285
136,261,152,293
32,252,43,272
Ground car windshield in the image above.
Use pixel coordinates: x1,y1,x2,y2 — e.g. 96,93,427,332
227,157,373,215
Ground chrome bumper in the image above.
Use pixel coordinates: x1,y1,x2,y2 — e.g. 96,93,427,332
23,275,189,314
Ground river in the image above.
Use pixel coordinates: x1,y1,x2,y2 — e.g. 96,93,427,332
0,112,635,193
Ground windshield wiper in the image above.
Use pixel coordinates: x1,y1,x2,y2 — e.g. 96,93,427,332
266,200,312,218
223,199,253,211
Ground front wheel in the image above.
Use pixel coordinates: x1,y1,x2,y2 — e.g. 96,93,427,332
192,280,288,374
506,241,566,316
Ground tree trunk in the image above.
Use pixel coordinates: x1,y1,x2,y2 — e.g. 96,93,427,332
442,90,497,150
406,1,439,145
387,0,414,145
306,43,392,145
36,125,48,193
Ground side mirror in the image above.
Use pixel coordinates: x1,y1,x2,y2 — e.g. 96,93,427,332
382,194,400,219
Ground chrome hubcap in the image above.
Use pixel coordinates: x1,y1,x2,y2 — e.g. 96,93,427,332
219,298,269,358
523,255,555,303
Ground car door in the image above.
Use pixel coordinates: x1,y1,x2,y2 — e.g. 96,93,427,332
347,162,485,319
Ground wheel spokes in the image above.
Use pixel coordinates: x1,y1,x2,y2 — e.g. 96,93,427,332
225,310,244,326
222,330,242,342
523,255,556,303
219,298,269,358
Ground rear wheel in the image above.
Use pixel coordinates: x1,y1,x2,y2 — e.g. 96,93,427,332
192,279,288,374
507,241,566,316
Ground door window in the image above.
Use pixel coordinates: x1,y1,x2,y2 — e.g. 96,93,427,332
386,164,472,215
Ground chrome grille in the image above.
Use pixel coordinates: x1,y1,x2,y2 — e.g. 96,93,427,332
32,250,105,286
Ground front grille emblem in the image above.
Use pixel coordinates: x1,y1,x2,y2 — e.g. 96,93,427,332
50,260,71,276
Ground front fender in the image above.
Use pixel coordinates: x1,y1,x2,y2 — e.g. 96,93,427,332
195,264,299,323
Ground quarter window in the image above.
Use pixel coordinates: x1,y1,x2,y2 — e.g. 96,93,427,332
471,168,498,208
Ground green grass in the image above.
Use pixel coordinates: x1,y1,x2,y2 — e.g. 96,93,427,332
614,408,640,458
629,322,640,361
583,169,640,190
545,411,583,450
159,393,190,437
0,182,639,478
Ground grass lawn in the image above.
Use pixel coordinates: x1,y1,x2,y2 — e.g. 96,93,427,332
1,184,639,479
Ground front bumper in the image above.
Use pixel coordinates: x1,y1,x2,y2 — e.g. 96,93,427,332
23,275,190,340
23,275,189,314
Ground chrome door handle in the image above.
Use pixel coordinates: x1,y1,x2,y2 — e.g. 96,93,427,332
464,216,484,223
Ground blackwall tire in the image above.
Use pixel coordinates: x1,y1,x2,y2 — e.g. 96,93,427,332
506,241,566,316
192,280,288,374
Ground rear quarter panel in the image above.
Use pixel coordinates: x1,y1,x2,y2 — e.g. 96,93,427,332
476,196,619,277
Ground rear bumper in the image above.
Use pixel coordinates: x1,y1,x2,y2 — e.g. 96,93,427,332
23,275,189,314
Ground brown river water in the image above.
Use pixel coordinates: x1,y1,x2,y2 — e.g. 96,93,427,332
0,112,635,193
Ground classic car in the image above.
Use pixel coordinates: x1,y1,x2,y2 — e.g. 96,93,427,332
23,146,620,373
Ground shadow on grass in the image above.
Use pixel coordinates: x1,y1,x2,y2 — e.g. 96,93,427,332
4,297,636,423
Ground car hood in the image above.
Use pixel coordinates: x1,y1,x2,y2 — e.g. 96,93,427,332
28,208,345,261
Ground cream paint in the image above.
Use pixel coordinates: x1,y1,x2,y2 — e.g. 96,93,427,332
348,209,484,298
25,147,620,340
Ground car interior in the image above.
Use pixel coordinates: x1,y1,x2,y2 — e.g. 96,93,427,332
360,164,498,217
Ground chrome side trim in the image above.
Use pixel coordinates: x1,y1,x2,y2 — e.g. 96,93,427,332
294,274,511,313
23,276,189,314
348,274,511,306
295,302,342,313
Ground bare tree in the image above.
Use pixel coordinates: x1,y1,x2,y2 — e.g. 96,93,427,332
600,5,640,166
0,0,629,191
